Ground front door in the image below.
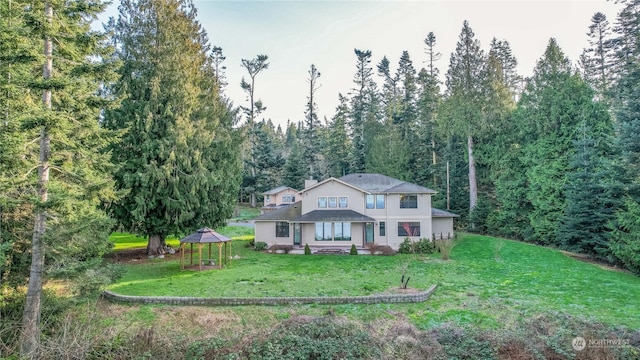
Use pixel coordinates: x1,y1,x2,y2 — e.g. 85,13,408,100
293,223,301,245
365,223,374,244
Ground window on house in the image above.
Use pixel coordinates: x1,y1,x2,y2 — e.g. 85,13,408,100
400,194,418,208
366,194,375,209
318,197,327,208
398,222,421,237
275,222,290,237
334,222,351,240
282,194,295,203
376,194,385,209
265,195,271,204
315,222,332,240
339,197,348,208
328,197,337,208
379,221,386,236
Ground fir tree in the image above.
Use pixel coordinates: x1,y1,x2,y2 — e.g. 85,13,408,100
12,0,118,356
240,54,269,207
302,64,323,180
349,49,376,172
442,20,486,218
580,12,615,100
105,0,241,256
557,123,615,258
325,94,352,178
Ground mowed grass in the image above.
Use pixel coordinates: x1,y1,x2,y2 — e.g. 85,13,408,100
107,231,640,329
109,225,254,250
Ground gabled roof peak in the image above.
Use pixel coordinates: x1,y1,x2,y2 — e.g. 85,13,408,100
339,173,436,194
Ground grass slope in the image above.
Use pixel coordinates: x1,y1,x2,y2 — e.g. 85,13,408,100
108,232,640,330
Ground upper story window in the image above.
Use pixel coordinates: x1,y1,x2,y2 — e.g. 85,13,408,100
282,194,295,203
328,197,338,208
400,194,418,209
318,197,327,208
376,194,385,209
339,197,348,208
366,194,375,209
366,194,385,209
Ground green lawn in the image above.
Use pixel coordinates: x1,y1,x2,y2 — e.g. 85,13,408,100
109,225,254,250
107,232,640,330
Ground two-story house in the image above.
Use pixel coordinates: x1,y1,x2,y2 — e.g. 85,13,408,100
260,186,298,213
253,173,458,252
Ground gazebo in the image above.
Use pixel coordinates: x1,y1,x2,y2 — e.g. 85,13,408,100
179,227,232,270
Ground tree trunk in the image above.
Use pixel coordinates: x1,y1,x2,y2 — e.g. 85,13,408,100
21,3,52,358
147,234,166,256
468,134,478,223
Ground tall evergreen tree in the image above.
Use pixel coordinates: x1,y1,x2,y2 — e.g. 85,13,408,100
609,3,640,270
412,32,442,188
301,64,323,179
518,39,609,244
240,54,269,207
105,0,241,256
8,0,118,356
580,12,615,100
325,94,352,178
473,39,518,232
442,20,486,218
283,134,306,190
395,51,418,141
557,121,616,258
253,120,286,196
349,49,376,172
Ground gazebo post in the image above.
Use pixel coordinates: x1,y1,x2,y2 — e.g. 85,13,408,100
190,243,193,265
217,242,223,269
180,243,185,270
208,243,212,263
198,243,203,271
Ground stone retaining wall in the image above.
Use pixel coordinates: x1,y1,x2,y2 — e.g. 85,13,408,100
102,285,437,306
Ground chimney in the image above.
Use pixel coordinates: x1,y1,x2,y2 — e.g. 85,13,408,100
304,179,318,188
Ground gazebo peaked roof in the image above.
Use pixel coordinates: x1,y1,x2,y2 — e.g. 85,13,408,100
180,227,231,244
179,227,232,271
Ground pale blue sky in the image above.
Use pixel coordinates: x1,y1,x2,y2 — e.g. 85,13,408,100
96,0,622,129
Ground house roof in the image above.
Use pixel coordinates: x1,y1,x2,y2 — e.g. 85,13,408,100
262,186,297,195
339,173,436,194
432,208,460,218
253,202,302,221
300,177,371,194
292,210,376,223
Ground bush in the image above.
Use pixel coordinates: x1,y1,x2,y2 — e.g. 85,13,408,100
416,238,436,254
72,264,125,298
254,242,268,251
242,316,381,359
304,244,311,255
245,239,255,248
398,238,435,254
398,238,414,254
350,244,358,255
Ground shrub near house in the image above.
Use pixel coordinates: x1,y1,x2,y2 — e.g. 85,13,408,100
253,173,458,252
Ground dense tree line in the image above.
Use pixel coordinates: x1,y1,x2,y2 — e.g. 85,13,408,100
1,0,639,356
